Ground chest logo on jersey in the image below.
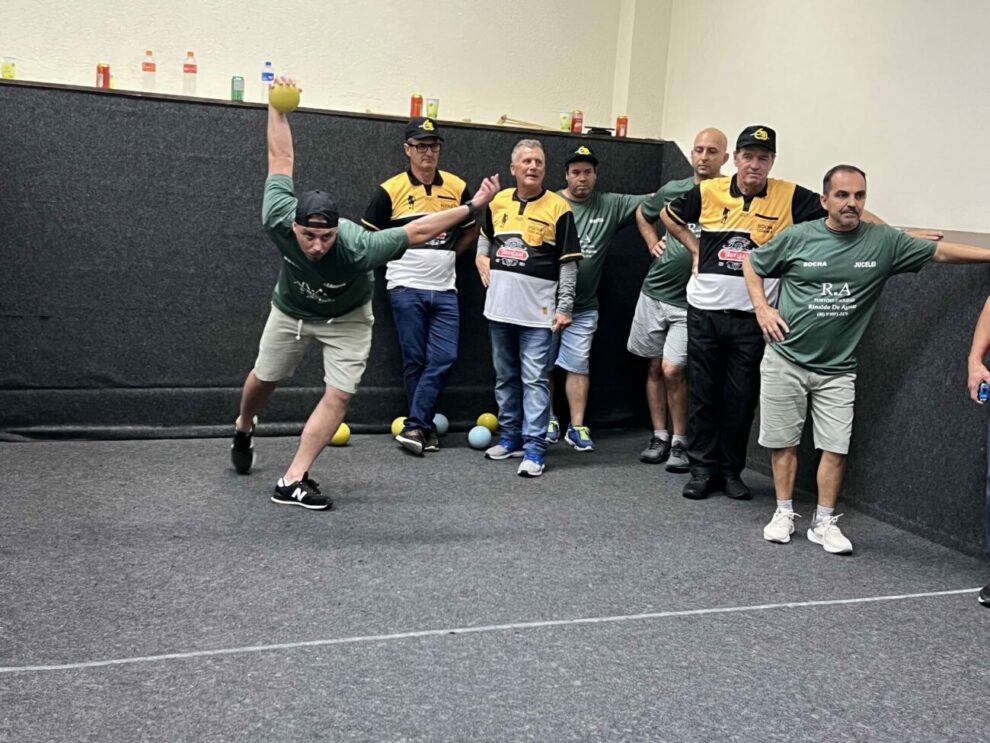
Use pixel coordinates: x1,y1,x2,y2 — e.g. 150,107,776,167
803,261,827,267
496,236,530,265
854,260,877,269
717,235,753,270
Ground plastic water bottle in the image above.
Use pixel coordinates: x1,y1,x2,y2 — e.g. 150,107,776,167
260,61,274,102
182,51,197,96
141,50,156,91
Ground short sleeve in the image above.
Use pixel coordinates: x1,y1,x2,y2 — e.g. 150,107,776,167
361,186,394,231
481,205,495,239
889,229,938,274
791,185,827,224
355,224,410,270
664,185,702,226
748,230,794,279
607,192,650,229
262,174,297,230
556,210,582,263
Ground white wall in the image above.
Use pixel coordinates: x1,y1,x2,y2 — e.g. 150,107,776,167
0,0,654,133
661,0,990,232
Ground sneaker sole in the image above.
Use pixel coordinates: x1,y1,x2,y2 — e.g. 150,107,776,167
270,496,330,511
763,529,793,544
665,461,689,472
979,595,990,607
806,529,853,554
485,451,524,460
518,468,545,478
565,438,594,452
395,435,425,456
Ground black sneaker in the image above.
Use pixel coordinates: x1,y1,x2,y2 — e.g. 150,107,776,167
682,474,721,500
396,428,426,456
640,436,671,464
230,417,257,475
271,472,331,510
424,430,440,453
979,583,990,607
723,475,752,500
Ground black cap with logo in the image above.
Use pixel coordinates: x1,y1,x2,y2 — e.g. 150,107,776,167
295,190,339,228
405,117,444,142
564,144,599,168
735,125,776,152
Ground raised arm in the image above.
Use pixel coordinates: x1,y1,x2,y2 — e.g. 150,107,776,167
267,77,296,177
404,175,500,245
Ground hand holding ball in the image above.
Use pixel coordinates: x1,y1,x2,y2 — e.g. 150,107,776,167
269,82,300,113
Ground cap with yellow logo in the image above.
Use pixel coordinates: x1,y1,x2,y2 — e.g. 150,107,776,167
735,125,776,153
565,144,599,168
405,116,444,142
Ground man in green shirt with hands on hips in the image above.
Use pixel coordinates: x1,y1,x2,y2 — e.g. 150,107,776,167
744,164,990,553
230,76,499,510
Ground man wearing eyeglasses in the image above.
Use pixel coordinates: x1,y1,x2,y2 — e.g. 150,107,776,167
362,117,480,456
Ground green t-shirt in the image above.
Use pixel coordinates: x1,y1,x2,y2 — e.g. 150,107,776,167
262,175,409,319
748,220,937,374
639,176,696,308
560,190,648,313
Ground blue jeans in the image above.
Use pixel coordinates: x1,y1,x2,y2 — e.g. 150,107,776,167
489,320,552,457
388,287,459,432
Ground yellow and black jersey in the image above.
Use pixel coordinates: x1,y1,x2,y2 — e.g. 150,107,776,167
362,169,474,292
482,187,582,327
664,175,825,311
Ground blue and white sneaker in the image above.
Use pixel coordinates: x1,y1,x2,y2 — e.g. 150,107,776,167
485,438,525,460
565,424,595,452
546,415,561,444
517,452,545,477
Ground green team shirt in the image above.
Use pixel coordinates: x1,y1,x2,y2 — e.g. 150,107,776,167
639,176,696,308
748,220,937,374
560,190,649,312
262,175,409,320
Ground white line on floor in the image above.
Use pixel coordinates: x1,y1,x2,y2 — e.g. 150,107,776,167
0,587,978,674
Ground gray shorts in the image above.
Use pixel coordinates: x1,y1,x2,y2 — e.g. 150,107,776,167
626,292,688,366
758,345,856,454
254,303,374,394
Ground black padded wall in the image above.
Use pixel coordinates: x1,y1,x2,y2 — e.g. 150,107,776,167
0,81,688,437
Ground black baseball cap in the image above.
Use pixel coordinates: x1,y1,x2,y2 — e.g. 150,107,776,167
565,144,599,168
736,125,776,152
405,117,444,142
295,190,339,228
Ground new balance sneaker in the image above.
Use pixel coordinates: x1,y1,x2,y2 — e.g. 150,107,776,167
230,416,257,475
396,428,425,456
764,508,800,543
271,472,331,510
424,430,440,453
665,441,690,472
565,424,595,452
546,415,561,444
640,436,670,464
979,583,990,607
485,438,525,460
807,514,853,554
517,452,545,478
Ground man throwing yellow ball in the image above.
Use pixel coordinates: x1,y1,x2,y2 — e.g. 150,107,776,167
230,76,499,510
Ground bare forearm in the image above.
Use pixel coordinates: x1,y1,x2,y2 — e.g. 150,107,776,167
743,258,770,309
267,107,293,175
660,211,698,255
636,206,660,251
969,297,990,365
405,204,474,245
932,242,990,264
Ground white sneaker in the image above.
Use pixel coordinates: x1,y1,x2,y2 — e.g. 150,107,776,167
807,515,853,554
763,508,799,543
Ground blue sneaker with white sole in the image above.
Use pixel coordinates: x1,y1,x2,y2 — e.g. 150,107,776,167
565,424,595,452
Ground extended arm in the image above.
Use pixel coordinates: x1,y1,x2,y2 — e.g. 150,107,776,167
267,77,295,177
931,241,990,264
403,176,499,245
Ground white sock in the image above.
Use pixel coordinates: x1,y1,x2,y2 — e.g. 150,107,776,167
815,505,835,524
654,429,670,441
671,434,687,446
776,500,794,513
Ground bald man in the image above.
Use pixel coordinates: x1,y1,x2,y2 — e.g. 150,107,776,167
631,128,728,470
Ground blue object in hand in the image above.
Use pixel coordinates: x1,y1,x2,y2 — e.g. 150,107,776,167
979,381,990,402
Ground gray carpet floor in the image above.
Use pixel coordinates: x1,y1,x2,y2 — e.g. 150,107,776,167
2,430,988,742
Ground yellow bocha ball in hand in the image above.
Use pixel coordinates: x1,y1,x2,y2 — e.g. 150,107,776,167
269,83,300,113
330,422,350,446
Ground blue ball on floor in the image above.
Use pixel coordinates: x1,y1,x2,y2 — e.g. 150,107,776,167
468,425,492,450
433,413,449,436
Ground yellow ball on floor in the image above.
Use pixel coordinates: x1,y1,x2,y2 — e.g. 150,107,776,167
330,422,350,446
391,416,406,436
268,83,300,113
476,412,498,433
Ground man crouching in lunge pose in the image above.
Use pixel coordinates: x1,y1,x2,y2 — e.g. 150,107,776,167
230,77,498,510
